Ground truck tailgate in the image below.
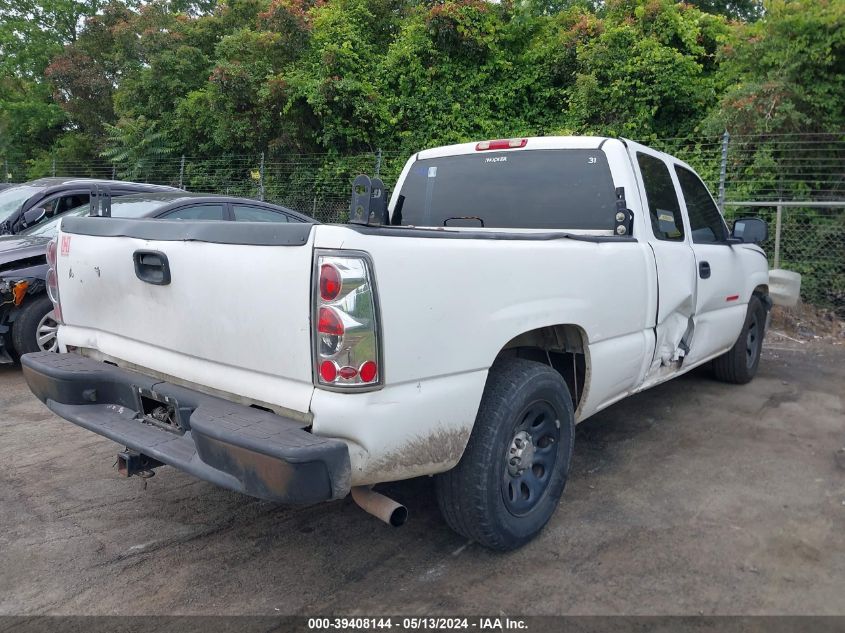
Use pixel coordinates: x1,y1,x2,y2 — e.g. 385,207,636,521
55,218,316,414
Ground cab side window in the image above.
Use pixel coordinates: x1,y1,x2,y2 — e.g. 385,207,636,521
232,204,289,222
164,204,226,220
636,153,684,241
56,194,88,214
675,166,727,243
26,193,88,228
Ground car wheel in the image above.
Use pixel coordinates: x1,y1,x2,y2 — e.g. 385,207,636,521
712,295,767,384
11,295,58,356
435,357,575,550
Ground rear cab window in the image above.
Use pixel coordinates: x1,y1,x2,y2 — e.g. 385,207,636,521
396,149,617,230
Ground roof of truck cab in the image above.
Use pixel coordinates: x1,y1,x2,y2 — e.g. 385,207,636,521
415,136,614,160
411,136,696,175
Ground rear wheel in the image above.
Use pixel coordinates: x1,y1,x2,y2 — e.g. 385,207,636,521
11,295,58,356
435,357,575,550
712,295,766,384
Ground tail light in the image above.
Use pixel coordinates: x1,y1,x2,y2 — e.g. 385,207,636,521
45,237,64,324
476,138,527,151
313,251,382,390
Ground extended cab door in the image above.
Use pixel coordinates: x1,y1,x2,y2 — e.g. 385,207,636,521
672,164,747,365
630,146,697,384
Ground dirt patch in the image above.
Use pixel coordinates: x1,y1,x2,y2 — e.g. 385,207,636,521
367,426,471,482
768,302,845,344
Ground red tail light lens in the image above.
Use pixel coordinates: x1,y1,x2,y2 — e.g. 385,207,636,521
338,366,358,380
320,360,337,382
313,251,381,390
318,307,344,336
320,264,342,301
359,361,378,383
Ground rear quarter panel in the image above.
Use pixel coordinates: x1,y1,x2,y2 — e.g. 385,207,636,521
310,225,656,484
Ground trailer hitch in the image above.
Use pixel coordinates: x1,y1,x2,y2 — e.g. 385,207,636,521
116,449,163,478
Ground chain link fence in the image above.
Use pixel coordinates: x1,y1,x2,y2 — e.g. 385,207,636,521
5,133,844,310
3,150,407,225
650,132,844,311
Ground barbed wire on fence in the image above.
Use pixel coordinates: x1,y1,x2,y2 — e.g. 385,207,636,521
3,133,843,311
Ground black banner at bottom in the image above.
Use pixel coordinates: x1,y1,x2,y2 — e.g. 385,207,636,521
1,617,844,633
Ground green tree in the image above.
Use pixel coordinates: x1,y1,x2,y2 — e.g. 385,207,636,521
0,0,105,174
284,0,403,153
705,0,844,135
101,116,173,179
687,0,764,21
0,0,105,79
567,0,728,139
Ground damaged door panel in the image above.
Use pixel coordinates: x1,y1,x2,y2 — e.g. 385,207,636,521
632,147,699,387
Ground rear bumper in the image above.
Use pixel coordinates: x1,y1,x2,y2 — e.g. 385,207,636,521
21,351,351,504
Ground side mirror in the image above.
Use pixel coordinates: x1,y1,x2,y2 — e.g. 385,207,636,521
731,217,767,245
22,206,48,227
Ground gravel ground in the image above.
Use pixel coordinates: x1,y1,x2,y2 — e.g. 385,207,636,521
0,341,843,616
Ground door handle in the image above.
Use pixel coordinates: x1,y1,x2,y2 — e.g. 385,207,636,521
133,250,171,285
699,261,711,279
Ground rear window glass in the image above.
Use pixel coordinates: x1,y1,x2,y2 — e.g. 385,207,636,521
395,149,616,230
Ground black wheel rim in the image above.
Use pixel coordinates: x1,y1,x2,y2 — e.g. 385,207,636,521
501,400,561,517
746,313,760,369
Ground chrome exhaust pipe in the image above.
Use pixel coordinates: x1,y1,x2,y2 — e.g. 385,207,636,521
351,486,408,527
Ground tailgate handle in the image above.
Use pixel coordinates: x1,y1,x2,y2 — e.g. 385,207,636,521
133,250,171,285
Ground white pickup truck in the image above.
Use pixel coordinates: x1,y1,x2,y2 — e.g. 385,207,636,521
23,136,773,550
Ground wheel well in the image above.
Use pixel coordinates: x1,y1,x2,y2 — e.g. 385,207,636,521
753,284,772,310
494,325,588,411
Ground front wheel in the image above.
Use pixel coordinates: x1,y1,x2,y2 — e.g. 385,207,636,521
11,295,58,356
435,357,575,550
712,295,767,384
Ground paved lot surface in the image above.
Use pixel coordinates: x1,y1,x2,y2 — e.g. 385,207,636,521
1,341,843,615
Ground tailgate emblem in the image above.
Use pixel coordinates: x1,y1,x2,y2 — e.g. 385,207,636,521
60,235,71,256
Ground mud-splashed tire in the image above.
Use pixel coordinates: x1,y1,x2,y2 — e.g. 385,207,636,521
712,295,767,385
435,357,575,551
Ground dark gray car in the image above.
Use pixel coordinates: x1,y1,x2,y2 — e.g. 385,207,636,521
0,178,180,236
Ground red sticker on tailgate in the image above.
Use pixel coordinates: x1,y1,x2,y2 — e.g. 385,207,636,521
60,235,71,256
